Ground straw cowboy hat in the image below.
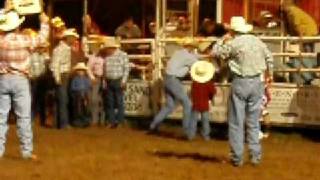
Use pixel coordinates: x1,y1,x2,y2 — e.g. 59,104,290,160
73,62,88,71
51,16,65,28
198,37,215,52
190,61,215,83
230,16,253,33
102,36,121,48
62,28,79,38
0,11,25,32
179,37,198,47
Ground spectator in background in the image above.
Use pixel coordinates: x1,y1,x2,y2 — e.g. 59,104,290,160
115,16,142,39
281,0,318,52
103,37,130,128
87,41,105,126
29,40,50,126
51,29,79,129
198,18,216,37
70,62,92,128
0,11,49,160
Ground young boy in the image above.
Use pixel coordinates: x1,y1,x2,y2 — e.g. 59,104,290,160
188,60,216,141
70,62,92,128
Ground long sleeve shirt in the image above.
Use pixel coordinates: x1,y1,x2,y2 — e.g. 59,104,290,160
70,75,91,94
166,49,198,78
104,49,130,84
50,41,72,83
87,54,104,78
191,81,216,112
0,23,49,76
212,34,274,77
29,51,49,78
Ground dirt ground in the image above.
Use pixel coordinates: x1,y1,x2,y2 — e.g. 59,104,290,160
0,121,319,180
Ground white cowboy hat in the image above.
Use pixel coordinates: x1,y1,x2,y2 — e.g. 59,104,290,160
230,16,253,33
102,36,120,48
11,0,42,15
0,11,25,32
62,28,79,38
73,62,88,71
190,61,215,83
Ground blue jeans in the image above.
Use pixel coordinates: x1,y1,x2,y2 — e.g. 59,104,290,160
0,74,33,157
228,76,263,164
105,79,125,125
150,75,192,133
287,57,317,84
188,111,211,140
55,74,70,129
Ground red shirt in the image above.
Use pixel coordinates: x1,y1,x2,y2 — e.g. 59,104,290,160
191,81,216,112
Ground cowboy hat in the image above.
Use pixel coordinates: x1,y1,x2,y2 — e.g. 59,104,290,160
178,37,197,47
0,11,25,32
190,61,215,83
230,16,253,33
73,62,88,71
198,37,215,52
51,16,65,28
102,36,120,48
62,28,79,39
11,0,42,15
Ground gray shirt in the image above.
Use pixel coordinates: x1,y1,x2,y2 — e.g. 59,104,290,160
166,49,198,78
212,34,274,77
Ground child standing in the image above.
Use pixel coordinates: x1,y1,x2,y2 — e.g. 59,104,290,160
188,61,216,141
70,62,92,128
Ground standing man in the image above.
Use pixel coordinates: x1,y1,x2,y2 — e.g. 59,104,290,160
115,16,142,39
103,37,130,128
0,11,49,160
51,29,79,129
149,38,198,136
212,17,273,167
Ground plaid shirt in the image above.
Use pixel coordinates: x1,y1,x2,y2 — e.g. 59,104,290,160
0,24,49,76
50,41,72,83
104,49,130,84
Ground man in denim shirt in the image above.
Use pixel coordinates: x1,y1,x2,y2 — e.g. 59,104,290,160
149,38,198,136
212,17,273,167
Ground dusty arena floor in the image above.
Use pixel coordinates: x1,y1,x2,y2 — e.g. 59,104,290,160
0,122,319,180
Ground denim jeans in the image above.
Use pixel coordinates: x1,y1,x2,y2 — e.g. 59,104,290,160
105,79,125,125
0,74,33,157
150,75,192,133
188,111,211,140
71,91,90,127
55,74,70,129
90,78,104,124
228,76,263,164
287,57,317,84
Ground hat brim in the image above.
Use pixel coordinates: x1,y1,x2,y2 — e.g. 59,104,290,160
0,16,25,32
232,24,253,33
190,61,215,83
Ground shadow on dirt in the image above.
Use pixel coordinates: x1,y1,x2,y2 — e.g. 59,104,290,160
148,150,225,163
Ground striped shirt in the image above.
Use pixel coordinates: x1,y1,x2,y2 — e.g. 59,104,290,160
104,49,130,84
50,41,72,83
0,23,49,76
